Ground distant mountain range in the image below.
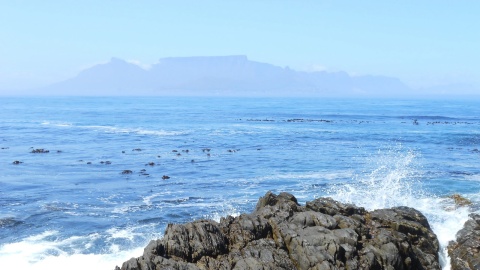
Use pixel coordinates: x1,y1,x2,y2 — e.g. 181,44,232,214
34,55,415,97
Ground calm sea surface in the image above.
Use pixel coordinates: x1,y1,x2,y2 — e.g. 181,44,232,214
1,97,479,269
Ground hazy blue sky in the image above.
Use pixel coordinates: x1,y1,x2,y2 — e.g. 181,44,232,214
1,1,479,91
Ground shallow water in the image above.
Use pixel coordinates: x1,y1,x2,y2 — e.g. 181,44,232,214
1,97,479,269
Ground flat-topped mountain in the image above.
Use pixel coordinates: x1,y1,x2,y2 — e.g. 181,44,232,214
40,56,411,97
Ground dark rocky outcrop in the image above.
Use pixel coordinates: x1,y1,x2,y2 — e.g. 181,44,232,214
448,214,480,270
117,192,440,270
31,148,49,153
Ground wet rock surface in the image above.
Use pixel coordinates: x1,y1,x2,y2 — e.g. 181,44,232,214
117,192,440,270
448,214,480,270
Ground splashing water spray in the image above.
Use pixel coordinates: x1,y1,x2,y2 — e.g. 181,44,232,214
325,147,470,270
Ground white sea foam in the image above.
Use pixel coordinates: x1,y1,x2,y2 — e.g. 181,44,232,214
465,174,480,182
141,191,178,206
0,202,243,270
325,148,472,270
40,121,186,136
261,171,354,181
202,202,241,222
106,227,139,242
111,204,151,214
41,121,73,127
0,226,160,270
0,244,143,270
142,193,158,206
83,125,186,136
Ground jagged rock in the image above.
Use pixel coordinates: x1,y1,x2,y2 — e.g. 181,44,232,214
117,192,441,270
448,214,480,270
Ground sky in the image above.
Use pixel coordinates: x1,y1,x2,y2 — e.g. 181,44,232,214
0,0,479,93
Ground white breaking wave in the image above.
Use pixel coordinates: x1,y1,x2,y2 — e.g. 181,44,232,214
0,204,244,270
202,202,242,222
82,125,187,137
40,121,187,137
0,230,138,270
41,121,72,127
0,225,165,270
325,148,471,270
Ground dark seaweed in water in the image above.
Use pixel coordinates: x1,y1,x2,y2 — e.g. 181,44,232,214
0,217,23,228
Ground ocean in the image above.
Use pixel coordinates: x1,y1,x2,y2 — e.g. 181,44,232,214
1,97,479,269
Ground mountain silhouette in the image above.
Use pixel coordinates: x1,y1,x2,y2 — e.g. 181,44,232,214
40,56,411,97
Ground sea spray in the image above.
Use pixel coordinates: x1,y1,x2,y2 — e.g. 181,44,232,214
326,148,423,209
325,148,471,270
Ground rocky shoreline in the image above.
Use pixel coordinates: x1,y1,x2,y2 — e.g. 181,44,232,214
448,214,480,270
112,191,480,269
116,191,480,270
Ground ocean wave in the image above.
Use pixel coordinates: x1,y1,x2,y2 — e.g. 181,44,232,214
41,121,73,127
324,148,471,270
82,125,188,137
111,204,153,214
40,121,187,137
0,225,162,270
106,226,148,242
42,202,79,212
259,171,354,181
202,203,241,222
397,115,459,120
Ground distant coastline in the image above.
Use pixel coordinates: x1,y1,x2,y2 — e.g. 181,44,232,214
1,55,465,98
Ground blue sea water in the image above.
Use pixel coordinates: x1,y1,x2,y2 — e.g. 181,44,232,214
0,97,479,269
